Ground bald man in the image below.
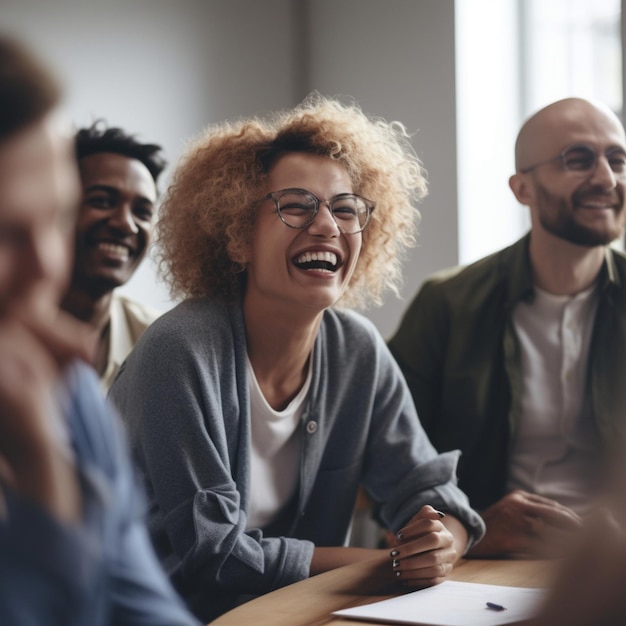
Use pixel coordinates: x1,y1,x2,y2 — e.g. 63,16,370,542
389,97,626,559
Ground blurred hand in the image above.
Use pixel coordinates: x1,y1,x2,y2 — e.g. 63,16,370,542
0,302,94,523
468,490,582,558
531,508,626,626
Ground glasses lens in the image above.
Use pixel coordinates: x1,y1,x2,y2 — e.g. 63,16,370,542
276,191,317,228
607,149,626,176
275,190,372,232
562,146,596,172
330,195,370,233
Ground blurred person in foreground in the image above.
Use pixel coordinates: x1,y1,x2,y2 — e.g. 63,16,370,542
109,93,485,623
389,97,626,559
0,34,199,626
531,451,626,626
62,121,165,392
531,511,626,626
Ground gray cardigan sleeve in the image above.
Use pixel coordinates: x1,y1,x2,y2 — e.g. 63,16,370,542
333,312,485,549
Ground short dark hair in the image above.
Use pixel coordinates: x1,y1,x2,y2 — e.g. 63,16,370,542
75,121,167,183
0,35,61,142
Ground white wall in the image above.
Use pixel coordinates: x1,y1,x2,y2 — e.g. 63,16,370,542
303,0,459,338
2,0,460,338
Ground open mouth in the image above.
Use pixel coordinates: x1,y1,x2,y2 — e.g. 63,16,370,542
293,250,341,273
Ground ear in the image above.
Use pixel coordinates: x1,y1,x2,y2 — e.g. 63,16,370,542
509,172,533,206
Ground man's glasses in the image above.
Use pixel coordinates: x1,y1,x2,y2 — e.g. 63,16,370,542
263,188,375,234
520,144,626,179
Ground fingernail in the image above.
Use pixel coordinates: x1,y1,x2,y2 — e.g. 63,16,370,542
396,531,403,541
392,559,399,568
436,510,445,518
395,570,402,577
390,549,399,557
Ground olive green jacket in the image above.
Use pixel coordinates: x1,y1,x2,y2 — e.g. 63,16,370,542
388,234,626,510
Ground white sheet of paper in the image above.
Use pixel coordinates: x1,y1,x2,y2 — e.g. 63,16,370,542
332,580,547,626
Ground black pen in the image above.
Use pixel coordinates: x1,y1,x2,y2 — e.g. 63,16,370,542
486,601,507,611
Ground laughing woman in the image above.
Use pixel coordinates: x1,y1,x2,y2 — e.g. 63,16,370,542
109,94,484,623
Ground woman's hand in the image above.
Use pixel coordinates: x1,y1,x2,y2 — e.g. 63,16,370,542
389,505,467,589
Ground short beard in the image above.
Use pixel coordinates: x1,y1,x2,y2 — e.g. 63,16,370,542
536,183,624,247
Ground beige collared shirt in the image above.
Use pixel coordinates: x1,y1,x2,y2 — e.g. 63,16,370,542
100,293,162,393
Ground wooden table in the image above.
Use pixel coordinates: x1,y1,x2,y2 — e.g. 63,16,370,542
209,557,556,626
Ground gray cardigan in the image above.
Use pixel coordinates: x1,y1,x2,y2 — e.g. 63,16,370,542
109,297,484,622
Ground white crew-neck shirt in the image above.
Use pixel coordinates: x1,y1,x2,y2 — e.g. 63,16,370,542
246,356,311,530
507,283,601,514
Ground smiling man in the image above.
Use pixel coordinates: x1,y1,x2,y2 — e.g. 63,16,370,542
62,122,166,390
389,97,626,559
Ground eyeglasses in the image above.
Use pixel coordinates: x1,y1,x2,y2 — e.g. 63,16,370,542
520,144,626,178
263,188,375,234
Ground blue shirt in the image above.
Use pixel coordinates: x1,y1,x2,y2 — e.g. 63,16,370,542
0,362,200,626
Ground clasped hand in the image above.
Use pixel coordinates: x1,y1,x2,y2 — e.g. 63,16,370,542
468,489,582,558
389,505,462,588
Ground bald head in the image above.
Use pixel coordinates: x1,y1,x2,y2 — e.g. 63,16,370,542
509,97,626,249
514,98,626,172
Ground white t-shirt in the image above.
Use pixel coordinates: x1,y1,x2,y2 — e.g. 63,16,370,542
246,356,311,530
507,283,601,514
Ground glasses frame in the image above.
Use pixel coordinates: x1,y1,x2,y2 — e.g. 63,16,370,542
520,143,626,177
263,187,376,234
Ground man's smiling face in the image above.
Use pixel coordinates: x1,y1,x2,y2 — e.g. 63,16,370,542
73,152,157,295
517,100,626,247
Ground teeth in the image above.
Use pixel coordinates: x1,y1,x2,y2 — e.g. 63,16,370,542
98,242,129,258
295,251,338,266
578,198,615,209
579,204,613,211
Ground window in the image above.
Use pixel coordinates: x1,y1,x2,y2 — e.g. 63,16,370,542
521,0,622,117
456,0,622,265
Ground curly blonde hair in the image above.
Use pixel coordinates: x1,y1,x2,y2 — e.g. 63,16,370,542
156,93,427,309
